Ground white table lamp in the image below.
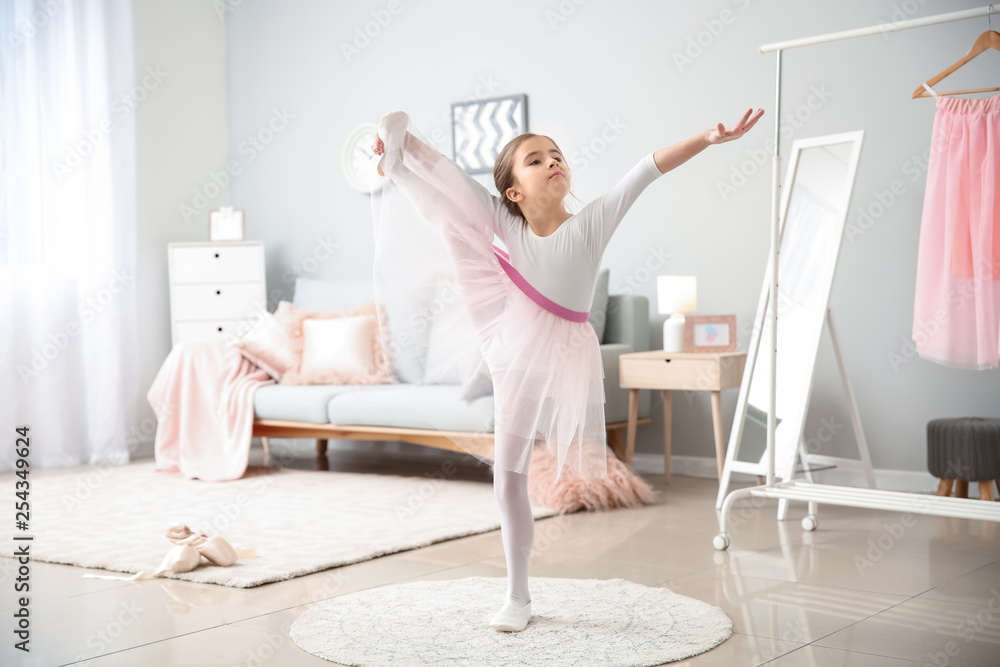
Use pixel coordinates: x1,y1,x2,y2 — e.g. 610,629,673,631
657,275,697,353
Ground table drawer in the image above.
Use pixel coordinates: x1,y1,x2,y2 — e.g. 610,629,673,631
173,319,249,346
170,283,265,321
170,244,262,283
620,357,724,390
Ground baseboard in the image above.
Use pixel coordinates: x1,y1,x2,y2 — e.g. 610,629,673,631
135,436,938,493
632,453,939,493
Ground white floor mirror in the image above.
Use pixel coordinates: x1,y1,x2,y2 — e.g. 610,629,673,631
716,131,874,517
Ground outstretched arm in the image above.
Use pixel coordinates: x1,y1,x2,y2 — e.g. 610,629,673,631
652,108,765,174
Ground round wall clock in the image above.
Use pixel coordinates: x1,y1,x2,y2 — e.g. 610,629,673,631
342,122,384,193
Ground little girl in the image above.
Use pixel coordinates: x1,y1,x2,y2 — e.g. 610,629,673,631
371,107,763,632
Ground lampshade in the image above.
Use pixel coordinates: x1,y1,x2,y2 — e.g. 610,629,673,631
657,275,697,315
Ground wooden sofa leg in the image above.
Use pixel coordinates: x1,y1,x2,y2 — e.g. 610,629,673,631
316,438,328,456
607,427,625,462
260,437,270,467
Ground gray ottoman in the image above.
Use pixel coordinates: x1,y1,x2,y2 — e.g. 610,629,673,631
927,417,1000,501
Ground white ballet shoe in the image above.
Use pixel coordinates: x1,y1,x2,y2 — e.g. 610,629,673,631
166,523,203,546
165,523,238,566
154,545,201,575
377,110,409,144
489,600,532,632
377,111,408,177
195,536,239,566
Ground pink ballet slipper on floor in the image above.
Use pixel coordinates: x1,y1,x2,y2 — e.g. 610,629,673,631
165,523,239,566
155,545,202,575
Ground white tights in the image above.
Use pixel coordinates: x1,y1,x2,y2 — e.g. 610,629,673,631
493,466,533,607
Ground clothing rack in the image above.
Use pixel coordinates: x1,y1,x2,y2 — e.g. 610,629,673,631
714,4,1000,550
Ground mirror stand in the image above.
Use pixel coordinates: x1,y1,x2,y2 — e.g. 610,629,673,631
716,307,877,518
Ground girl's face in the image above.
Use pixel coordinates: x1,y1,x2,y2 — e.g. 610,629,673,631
506,136,571,212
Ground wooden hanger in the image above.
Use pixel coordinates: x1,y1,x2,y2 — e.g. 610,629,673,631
913,26,1000,98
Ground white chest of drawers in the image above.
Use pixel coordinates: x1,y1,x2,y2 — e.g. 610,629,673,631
167,241,267,346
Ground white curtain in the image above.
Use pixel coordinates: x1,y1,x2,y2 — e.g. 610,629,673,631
0,0,138,470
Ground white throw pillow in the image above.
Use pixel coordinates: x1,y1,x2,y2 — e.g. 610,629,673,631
299,316,375,378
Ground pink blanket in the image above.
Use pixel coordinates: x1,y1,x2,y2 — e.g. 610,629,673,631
147,338,274,481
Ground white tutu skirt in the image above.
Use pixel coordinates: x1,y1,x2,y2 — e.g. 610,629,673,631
371,114,609,482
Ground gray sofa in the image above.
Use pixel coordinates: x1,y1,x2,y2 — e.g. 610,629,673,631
252,276,652,462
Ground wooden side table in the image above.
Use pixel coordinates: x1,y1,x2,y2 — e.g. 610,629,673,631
619,351,747,482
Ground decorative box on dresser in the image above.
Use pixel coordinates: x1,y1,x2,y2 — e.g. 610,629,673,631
167,241,266,346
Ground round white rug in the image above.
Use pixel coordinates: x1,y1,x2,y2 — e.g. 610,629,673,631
290,576,733,666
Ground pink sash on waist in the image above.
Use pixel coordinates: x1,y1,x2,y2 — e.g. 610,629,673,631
491,244,591,323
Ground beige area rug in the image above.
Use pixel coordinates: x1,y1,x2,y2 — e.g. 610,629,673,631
290,576,733,666
0,460,558,588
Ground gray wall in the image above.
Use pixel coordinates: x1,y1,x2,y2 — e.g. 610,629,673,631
138,0,999,475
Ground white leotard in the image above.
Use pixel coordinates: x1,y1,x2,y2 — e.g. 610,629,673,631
459,153,664,313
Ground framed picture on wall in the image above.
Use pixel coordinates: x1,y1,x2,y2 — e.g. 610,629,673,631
451,93,528,174
684,314,737,353
209,207,245,242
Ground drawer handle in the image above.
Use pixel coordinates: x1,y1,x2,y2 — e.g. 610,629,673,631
217,326,223,332
214,253,220,258
664,359,672,363
216,290,221,295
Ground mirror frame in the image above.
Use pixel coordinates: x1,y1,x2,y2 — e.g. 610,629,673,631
722,130,866,491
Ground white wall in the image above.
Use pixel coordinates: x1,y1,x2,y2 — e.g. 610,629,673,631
134,0,228,457
139,0,1000,474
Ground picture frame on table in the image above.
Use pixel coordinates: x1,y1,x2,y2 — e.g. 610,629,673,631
209,207,245,242
451,93,528,174
684,314,737,353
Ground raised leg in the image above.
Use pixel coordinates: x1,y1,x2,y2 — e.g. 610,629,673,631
662,390,672,483
955,479,969,499
979,480,995,501
260,437,270,467
316,438,328,455
936,478,954,497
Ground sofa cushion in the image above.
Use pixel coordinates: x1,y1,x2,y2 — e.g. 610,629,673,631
253,383,391,424
589,268,610,343
327,384,495,433
232,301,298,382
299,315,378,380
293,276,429,384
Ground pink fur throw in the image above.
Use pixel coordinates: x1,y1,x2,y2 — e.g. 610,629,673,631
279,299,395,386
526,445,659,514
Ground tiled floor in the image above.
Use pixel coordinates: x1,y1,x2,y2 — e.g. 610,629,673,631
6,448,1000,666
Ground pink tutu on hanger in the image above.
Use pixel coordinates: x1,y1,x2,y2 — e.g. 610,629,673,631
914,94,1000,369
370,114,609,482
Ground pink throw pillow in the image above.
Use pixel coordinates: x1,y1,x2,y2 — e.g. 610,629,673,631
231,301,299,382
279,299,396,386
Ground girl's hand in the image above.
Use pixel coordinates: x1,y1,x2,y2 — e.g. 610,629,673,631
372,134,385,156
708,108,764,145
